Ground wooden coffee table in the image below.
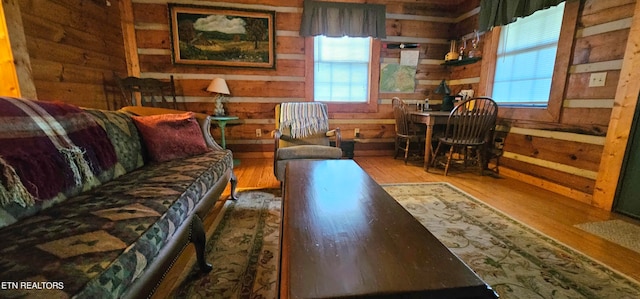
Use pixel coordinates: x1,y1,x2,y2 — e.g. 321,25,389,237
279,159,498,299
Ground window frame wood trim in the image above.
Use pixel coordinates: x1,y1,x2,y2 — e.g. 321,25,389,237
2,0,36,99
0,1,19,97
304,37,380,113
478,0,579,122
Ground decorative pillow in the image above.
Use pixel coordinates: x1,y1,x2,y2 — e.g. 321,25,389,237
131,112,210,162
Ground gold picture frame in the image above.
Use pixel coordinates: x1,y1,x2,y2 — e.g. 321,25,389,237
169,4,275,68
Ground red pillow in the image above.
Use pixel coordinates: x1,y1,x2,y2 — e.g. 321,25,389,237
131,112,210,162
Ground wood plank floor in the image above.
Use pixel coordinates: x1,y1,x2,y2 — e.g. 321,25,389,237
155,156,640,297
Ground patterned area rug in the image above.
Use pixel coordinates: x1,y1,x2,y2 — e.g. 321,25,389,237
575,219,640,254
174,183,640,299
386,183,640,299
174,189,281,299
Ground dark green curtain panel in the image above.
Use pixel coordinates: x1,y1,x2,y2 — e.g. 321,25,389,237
479,0,565,31
300,0,386,38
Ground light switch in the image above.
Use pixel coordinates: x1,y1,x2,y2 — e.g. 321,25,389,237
589,72,607,87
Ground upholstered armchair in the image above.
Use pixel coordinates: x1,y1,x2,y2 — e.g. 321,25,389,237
273,102,343,182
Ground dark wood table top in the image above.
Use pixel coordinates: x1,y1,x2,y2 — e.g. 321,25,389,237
280,159,498,299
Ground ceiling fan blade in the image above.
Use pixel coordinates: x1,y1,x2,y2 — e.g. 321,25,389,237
400,43,419,49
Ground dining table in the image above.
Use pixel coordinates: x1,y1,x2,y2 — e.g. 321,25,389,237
409,110,451,170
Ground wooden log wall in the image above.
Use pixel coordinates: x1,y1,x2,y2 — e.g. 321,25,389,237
10,0,636,207
129,0,465,157
15,0,127,109
449,0,637,203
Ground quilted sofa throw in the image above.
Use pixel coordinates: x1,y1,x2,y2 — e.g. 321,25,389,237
0,97,117,207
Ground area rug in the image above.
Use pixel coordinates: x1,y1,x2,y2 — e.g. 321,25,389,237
173,189,281,299
386,183,640,299
174,183,640,299
575,219,640,254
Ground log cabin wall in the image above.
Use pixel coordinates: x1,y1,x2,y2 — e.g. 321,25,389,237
129,0,464,157
448,0,637,203
9,0,635,207
15,0,128,109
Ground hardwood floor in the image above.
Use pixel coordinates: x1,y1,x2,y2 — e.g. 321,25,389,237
155,156,640,297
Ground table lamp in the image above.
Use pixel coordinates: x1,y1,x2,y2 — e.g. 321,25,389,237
206,78,230,116
435,79,454,111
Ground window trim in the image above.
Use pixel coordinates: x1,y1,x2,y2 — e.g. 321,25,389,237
305,37,380,113
478,0,579,122
0,1,21,97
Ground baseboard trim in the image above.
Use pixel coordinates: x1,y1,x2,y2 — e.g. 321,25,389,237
498,166,594,205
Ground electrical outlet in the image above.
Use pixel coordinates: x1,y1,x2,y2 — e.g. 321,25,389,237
255,129,262,137
354,128,360,138
589,72,607,87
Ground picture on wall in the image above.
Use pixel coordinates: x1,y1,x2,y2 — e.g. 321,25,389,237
169,4,275,68
379,63,417,93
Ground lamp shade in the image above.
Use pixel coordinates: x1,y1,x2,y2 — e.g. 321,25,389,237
206,78,230,95
434,79,451,95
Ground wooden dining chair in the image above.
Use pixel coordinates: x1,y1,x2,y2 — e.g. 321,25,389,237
429,97,498,175
485,123,510,175
392,96,427,134
393,101,424,164
392,97,406,109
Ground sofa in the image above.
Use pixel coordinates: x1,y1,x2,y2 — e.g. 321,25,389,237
0,97,237,298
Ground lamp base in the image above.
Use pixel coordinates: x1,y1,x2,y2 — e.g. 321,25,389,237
441,95,455,111
214,98,225,116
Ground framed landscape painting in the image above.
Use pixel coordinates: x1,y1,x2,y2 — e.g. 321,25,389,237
169,4,275,68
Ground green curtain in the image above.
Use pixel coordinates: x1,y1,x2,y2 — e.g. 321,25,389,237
299,0,386,38
479,0,565,31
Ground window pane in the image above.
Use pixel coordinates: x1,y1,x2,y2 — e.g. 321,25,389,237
315,36,370,62
315,62,333,83
315,82,331,99
314,36,371,103
493,2,564,106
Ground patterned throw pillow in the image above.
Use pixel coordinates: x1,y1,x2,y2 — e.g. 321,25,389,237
132,112,210,162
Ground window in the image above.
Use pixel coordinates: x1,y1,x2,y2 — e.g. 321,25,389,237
300,0,384,112
480,1,578,122
492,2,565,106
314,36,371,103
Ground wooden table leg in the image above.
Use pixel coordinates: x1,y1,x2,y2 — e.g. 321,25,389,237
424,118,433,170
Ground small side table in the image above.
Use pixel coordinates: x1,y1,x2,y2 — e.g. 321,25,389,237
210,115,239,149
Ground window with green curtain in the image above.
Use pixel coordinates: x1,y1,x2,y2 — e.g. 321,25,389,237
299,0,386,38
299,0,384,105
314,36,371,102
479,0,565,32
492,2,565,106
